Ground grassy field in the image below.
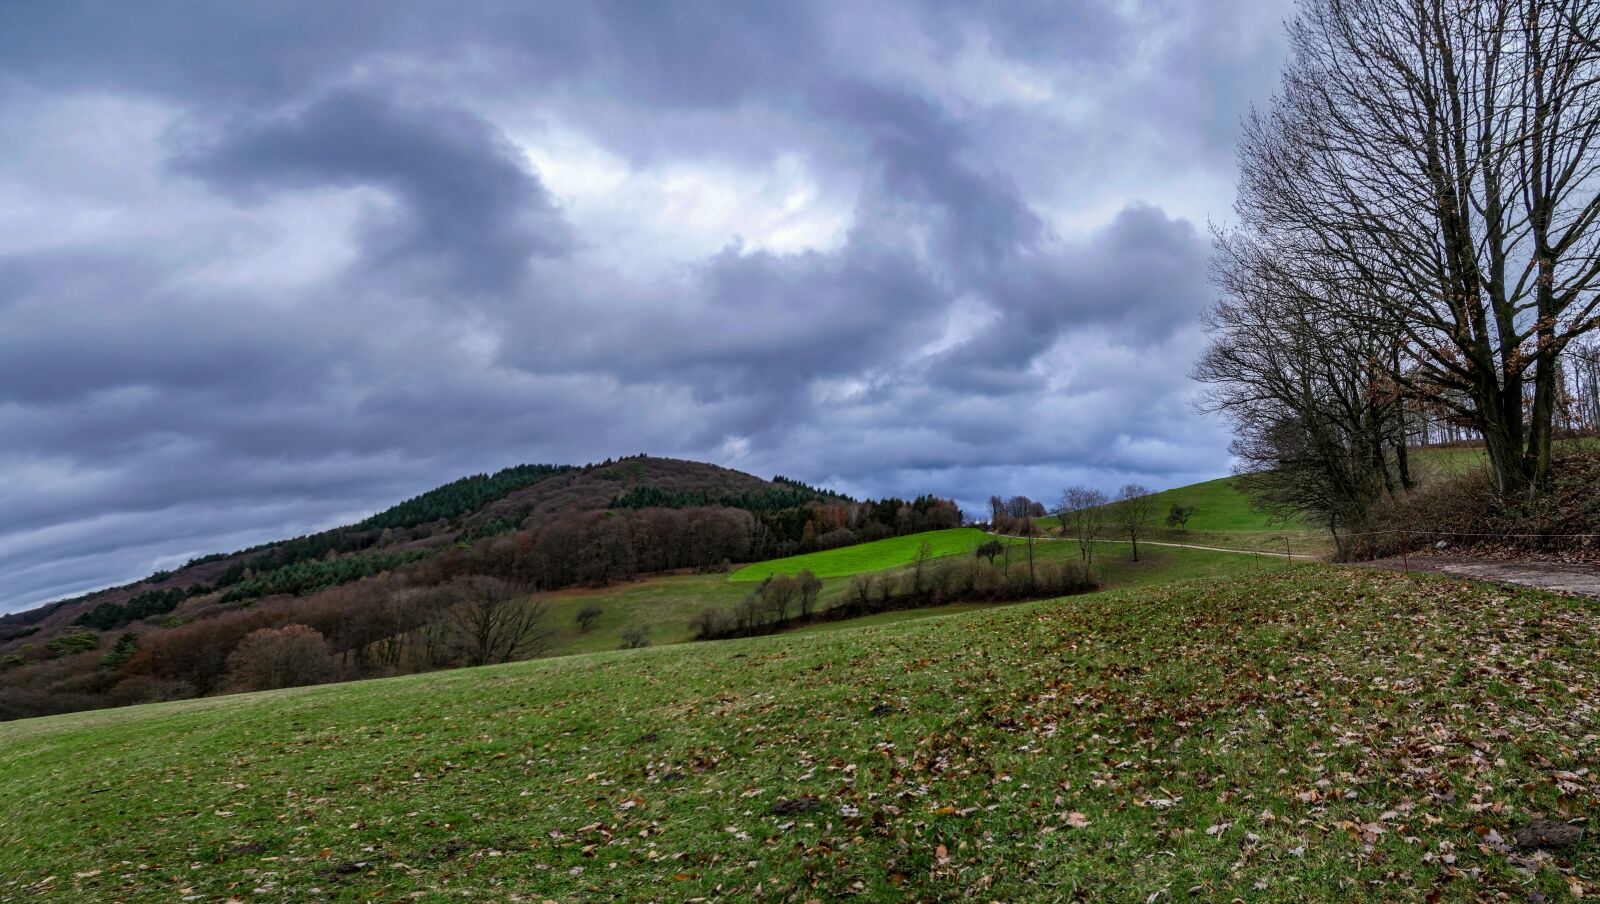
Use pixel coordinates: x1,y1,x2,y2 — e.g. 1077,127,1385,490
4,565,1597,901
377,447,1543,660
1128,475,1296,532
1028,474,1332,556
543,538,1257,656
729,528,998,582
1413,445,1489,476
1040,449,1509,557
1135,446,1494,531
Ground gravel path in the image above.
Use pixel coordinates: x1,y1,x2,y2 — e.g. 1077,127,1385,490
1367,554,1600,600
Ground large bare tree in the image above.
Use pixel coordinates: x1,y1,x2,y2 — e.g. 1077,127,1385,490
449,577,552,667
1197,228,1415,540
1113,484,1158,561
1235,0,1600,496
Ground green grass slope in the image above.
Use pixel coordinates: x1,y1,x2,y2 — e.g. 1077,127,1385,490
4,566,1596,901
1035,475,1287,534
1032,475,1331,555
549,539,1256,655
729,527,997,581
1131,475,1290,532
1128,444,1538,533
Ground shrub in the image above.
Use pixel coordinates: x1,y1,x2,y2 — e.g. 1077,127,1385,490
689,608,728,640
1352,445,1600,562
575,604,603,633
46,632,100,657
619,626,651,649
1166,504,1197,529
107,675,195,706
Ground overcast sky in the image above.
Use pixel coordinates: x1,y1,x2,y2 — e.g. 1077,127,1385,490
0,0,1295,612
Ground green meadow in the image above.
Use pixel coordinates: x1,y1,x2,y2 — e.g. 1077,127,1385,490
4,566,1596,901
8,459,1597,902
728,527,999,581
541,538,1260,657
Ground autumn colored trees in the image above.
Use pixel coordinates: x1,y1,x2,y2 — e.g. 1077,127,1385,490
222,624,341,692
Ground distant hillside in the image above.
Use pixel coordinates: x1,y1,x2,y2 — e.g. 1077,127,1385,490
0,454,962,721
0,457,832,635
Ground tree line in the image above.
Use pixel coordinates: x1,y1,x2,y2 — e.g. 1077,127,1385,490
74,585,209,631
690,547,1097,642
611,487,961,553
357,463,574,530
987,485,1166,563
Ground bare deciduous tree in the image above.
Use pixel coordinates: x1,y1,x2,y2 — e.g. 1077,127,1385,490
449,577,552,667
796,570,822,619
222,624,340,692
1165,504,1197,530
762,575,799,622
1114,484,1157,561
909,540,934,597
575,604,602,633
1235,0,1600,496
1196,227,1415,538
1056,486,1109,569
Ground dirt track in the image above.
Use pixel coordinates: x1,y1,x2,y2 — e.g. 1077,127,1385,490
1366,554,1600,600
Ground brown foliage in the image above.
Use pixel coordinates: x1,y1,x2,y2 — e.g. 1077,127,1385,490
222,624,342,692
1351,446,1600,562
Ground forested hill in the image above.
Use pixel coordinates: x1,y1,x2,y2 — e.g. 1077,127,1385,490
1,457,827,631
1,455,964,721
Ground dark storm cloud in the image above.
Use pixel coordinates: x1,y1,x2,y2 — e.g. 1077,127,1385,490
174,89,573,294
0,0,1291,611
930,205,1212,395
0,252,331,406
817,81,1044,271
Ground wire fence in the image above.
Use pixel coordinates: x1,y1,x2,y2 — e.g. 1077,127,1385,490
1333,527,1600,574
988,525,1600,575
1338,528,1600,540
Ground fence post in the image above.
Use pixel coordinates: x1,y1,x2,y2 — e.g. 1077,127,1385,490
1401,530,1408,574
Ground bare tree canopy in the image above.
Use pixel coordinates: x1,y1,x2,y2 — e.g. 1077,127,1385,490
1226,0,1600,497
1056,486,1110,568
1196,227,1415,533
449,577,552,667
222,624,340,692
1114,484,1157,561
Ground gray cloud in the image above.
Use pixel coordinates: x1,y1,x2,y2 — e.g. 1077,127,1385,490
173,89,573,295
0,0,1290,611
